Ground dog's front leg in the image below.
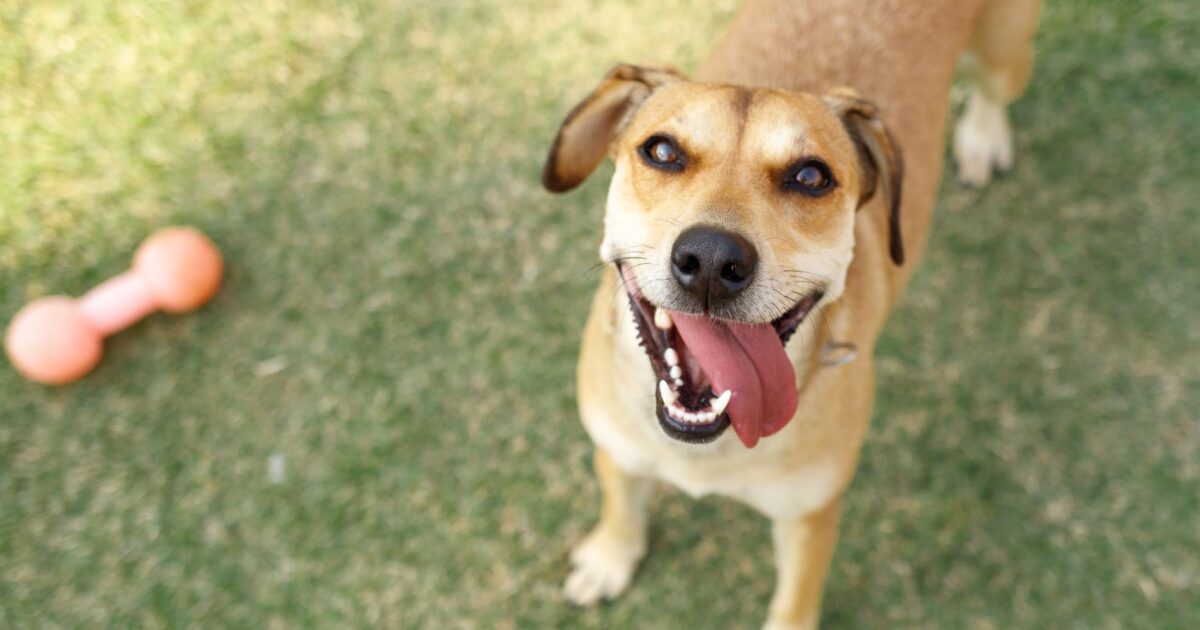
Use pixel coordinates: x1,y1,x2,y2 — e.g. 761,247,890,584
563,446,654,606
763,499,842,630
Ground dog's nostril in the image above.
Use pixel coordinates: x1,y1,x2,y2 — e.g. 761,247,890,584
670,225,758,306
677,254,701,275
721,262,747,283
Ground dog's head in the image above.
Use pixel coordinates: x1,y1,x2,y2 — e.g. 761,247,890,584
544,64,903,448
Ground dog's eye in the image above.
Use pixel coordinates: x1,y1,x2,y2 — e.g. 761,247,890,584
640,136,685,171
784,160,835,196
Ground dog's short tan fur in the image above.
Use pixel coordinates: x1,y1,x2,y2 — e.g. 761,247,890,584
544,1,1041,627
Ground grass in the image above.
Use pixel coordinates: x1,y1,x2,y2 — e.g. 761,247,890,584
1,0,1197,627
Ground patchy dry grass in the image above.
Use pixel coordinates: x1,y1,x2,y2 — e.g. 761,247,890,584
1,0,1197,627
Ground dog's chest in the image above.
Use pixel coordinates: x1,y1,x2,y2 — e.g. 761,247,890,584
661,453,840,519
591,415,841,519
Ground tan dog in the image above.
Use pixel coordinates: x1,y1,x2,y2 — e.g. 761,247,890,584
542,0,1041,627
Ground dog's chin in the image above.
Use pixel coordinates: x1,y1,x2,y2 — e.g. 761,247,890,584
616,261,824,446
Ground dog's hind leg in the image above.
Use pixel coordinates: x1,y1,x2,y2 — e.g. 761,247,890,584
763,499,842,630
563,447,654,605
954,0,1042,186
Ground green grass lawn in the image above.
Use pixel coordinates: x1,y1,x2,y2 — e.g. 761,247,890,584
1,1,1197,627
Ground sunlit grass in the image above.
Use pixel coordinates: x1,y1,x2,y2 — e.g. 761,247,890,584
1,0,1197,626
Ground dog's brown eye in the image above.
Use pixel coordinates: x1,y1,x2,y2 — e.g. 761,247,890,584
653,142,676,163
783,159,835,196
640,136,685,171
795,165,826,189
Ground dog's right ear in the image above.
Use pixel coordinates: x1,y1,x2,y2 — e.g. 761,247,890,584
542,64,683,193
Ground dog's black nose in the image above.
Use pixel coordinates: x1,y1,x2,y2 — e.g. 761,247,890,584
670,225,758,308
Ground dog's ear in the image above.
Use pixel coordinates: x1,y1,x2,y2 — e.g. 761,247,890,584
542,64,684,193
823,88,905,266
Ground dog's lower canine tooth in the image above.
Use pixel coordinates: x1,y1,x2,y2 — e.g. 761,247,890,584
712,390,732,415
664,348,679,366
659,380,677,405
654,307,673,331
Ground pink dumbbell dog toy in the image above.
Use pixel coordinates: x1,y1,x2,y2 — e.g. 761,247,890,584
5,227,223,384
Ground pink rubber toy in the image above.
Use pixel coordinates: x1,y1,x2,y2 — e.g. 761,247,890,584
4,227,223,384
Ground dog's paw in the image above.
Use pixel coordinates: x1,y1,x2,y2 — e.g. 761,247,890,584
953,92,1013,187
563,529,644,606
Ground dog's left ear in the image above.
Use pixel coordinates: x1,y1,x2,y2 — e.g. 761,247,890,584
543,64,684,193
823,88,905,265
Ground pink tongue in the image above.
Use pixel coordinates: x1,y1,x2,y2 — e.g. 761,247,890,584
672,312,798,448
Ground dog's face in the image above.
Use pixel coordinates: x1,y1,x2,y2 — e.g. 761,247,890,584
601,81,864,318
545,65,902,449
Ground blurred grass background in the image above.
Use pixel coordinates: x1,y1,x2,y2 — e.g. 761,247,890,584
1,0,1197,627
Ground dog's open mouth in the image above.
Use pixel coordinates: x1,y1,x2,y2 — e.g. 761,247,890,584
617,262,823,448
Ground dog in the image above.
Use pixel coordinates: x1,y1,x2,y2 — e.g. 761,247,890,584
542,0,1041,627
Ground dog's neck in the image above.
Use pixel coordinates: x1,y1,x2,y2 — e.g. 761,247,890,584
787,298,843,398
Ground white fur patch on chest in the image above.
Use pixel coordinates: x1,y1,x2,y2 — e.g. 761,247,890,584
728,462,841,520
584,406,842,520
656,456,841,520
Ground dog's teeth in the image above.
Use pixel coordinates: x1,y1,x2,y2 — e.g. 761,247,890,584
666,399,720,425
654,308,673,330
670,406,717,425
659,380,677,405
669,365,682,379
711,390,732,415
674,378,684,387
664,348,679,366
